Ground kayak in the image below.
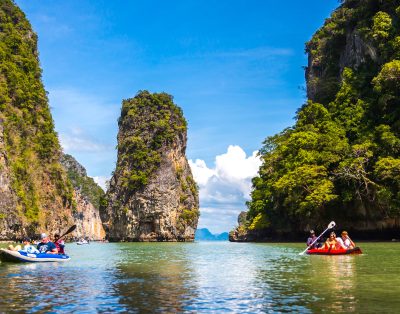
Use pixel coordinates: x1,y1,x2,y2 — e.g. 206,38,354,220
0,248,70,263
77,242,89,245
306,247,362,255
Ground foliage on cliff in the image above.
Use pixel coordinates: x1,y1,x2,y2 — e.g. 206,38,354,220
60,154,105,210
116,91,188,192
247,0,400,230
0,0,73,221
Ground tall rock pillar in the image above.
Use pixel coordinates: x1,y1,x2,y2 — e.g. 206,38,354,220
100,91,200,242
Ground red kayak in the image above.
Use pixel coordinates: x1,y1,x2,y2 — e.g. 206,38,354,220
306,247,362,255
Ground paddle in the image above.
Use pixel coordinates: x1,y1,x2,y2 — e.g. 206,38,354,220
299,221,336,256
59,225,77,239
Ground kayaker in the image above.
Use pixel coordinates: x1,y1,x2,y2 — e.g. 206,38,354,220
53,232,66,255
324,232,337,249
335,231,355,250
8,237,39,254
37,233,58,254
307,230,324,250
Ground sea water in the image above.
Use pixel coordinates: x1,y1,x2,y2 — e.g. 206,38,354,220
0,242,399,313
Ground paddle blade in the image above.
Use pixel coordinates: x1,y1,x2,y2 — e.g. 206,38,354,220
328,221,336,229
62,225,77,237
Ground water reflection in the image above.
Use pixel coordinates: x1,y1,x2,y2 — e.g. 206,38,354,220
306,254,358,313
113,243,199,312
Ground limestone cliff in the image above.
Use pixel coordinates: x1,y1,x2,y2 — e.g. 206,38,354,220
0,0,75,241
100,91,199,242
72,189,106,241
60,154,106,241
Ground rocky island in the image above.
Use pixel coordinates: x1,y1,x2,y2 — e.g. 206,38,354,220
235,0,400,241
100,91,199,242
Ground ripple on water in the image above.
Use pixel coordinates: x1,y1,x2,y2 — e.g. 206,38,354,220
0,242,399,313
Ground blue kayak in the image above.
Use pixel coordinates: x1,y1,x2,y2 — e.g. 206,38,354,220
0,248,70,263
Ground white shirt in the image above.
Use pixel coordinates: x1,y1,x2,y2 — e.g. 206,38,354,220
335,237,351,249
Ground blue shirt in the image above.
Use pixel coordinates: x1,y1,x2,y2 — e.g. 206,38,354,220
307,237,318,249
37,242,57,254
307,237,324,249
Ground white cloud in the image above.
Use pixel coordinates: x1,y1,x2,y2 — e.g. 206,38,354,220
189,145,262,234
189,145,262,202
59,126,114,152
92,175,111,191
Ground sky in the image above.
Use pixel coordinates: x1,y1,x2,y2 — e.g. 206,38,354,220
17,0,340,234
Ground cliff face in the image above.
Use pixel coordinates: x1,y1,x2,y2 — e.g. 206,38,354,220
60,154,106,241
72,189,106,241
100,91,199,242
0,1,75,241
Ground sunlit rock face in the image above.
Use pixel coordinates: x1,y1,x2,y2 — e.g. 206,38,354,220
73,189,106,241
0,1,76,241
60,153,106,241
100,91,199,242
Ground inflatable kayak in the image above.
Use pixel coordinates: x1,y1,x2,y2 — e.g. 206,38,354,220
0,248,70,263
306,247,362,255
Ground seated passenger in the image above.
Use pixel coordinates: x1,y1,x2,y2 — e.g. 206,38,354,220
53,232,65,255
335,231,355,250
325,232,337,249
37,233,58,254
9,237,39,254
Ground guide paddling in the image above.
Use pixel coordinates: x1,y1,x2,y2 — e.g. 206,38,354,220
299,221,336,255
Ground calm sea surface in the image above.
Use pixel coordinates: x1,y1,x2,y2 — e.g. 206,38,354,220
0,241,399,313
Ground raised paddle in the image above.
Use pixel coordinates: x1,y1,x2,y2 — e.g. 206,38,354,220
59,225,77,239
299,221,336,256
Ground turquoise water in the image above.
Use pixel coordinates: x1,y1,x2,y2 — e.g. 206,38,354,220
0,242,399,313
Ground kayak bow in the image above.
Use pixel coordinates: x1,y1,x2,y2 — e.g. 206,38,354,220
306,247,362,255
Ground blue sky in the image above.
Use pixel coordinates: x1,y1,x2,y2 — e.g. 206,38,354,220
17,0,339,234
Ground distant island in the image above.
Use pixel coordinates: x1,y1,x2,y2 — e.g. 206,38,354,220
195,228,228,241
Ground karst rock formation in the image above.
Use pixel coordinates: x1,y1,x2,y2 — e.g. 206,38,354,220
100,91,200,242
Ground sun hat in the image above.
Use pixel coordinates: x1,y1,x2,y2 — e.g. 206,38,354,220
310,230,315,234
342,231,348,235
40,233,47,238
22,236,31,242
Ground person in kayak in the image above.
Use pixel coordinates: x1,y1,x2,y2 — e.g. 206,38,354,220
324,232,337,249
53,232,66,255
8,237,40,254
335,231,355,250
307,230,322,249
37,233,58,254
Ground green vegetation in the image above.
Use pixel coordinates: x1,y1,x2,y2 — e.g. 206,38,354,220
247,0,400,230
179,208,201,224
0,0,73,221
117,91,188,192
60,154,105,210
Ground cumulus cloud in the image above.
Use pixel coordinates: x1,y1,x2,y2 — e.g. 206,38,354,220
189,145,262,202
92,175,111,191
189,145,262,234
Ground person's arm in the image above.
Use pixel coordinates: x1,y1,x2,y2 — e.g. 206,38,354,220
48,248,58,254
47,243,58,254
347,236,355,247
